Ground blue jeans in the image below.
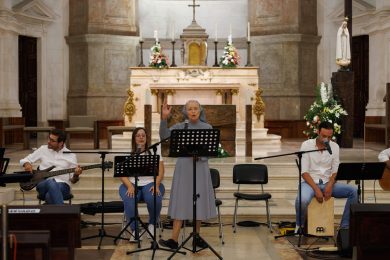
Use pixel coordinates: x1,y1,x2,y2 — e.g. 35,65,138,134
36,178,71,204
119,182,165,231
295,181,358,228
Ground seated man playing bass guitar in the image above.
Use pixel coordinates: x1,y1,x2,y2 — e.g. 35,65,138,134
20,129,82,204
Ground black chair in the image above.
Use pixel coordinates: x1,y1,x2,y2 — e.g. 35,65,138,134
232,164,272,233
210,168,224,244
38,193,73,205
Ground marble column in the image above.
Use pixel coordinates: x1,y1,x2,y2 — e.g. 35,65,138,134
67,0,139,120
0,29,22,116
249,0,320,120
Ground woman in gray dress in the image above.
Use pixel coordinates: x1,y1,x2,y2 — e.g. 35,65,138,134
158,99,216,249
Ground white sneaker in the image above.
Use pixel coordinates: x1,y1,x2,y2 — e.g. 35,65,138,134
129,230,142,243
294,225,299,234
147,224,155,239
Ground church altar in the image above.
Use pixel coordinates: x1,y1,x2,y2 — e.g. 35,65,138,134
114,66,281,156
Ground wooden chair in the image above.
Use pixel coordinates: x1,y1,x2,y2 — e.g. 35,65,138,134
23,126,54,149
106,126,135,149
65,115,98,149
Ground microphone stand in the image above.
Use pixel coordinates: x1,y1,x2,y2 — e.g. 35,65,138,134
255,148,326,247
65,149,133,249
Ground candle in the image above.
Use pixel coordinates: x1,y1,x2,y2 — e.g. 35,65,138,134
215,23,218,41
154,30,158,43
247,22,250,42
139,30,143,41
229,24,232,44
171,23,175,41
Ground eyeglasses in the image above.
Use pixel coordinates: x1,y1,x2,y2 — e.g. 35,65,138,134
135,134,146,138
48,137,58,143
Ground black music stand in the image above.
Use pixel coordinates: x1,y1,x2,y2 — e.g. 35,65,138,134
113,153,178,258
167,129,222,260
336,162,385,203
113,154,158,246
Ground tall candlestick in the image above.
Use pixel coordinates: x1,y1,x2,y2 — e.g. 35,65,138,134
213,40,219,67
247,22,250,42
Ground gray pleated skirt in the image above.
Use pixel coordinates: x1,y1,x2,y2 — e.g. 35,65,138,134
167,157,217,220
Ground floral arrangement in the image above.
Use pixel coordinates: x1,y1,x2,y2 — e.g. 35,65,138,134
303,82,348,140
149,42,169,68
217,143,230,158
219,43,239,68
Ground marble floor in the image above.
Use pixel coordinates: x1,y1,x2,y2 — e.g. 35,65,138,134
77,221,341,260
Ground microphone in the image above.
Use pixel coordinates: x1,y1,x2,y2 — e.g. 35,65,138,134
323,139,332,155
184,119,189,129
136,145,142,153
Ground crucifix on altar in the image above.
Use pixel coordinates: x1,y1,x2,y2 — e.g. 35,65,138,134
188,0,200,22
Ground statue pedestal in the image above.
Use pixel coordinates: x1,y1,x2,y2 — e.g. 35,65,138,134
331,71,354,148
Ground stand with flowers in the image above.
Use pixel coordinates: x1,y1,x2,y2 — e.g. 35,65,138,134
303,82,348,140
219,42,239,68
149,42,169,69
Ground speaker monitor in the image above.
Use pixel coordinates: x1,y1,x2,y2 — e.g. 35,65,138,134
337,228,352,257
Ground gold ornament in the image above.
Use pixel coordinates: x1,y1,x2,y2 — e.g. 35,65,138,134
124,88,136,122
253,88,265,121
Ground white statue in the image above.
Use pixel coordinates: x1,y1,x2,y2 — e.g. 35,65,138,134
336,18,351,68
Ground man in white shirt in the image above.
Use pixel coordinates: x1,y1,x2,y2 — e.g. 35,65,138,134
378,148,390,166
20,129,82,204
295,122,357,231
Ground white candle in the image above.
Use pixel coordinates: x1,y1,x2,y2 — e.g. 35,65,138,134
215,23,218,41
154,30,158,42
171,23,175,41
247,22,250,41
229,24,232,44
139,30,143,41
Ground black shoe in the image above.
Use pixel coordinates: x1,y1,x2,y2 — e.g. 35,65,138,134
195,237,208,249
159,239,178,249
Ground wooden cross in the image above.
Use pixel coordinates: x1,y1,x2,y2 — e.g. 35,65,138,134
188,0,200,22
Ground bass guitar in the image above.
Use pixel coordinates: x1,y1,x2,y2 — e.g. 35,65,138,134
379,167,390,191
19,161,113,191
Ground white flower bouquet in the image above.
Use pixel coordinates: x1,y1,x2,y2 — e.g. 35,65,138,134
303,82,348,139
219,43,239,68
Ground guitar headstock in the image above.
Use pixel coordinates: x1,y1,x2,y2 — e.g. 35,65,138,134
104,161,113,169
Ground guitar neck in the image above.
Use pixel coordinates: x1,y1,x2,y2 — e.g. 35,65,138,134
43,164,101,178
